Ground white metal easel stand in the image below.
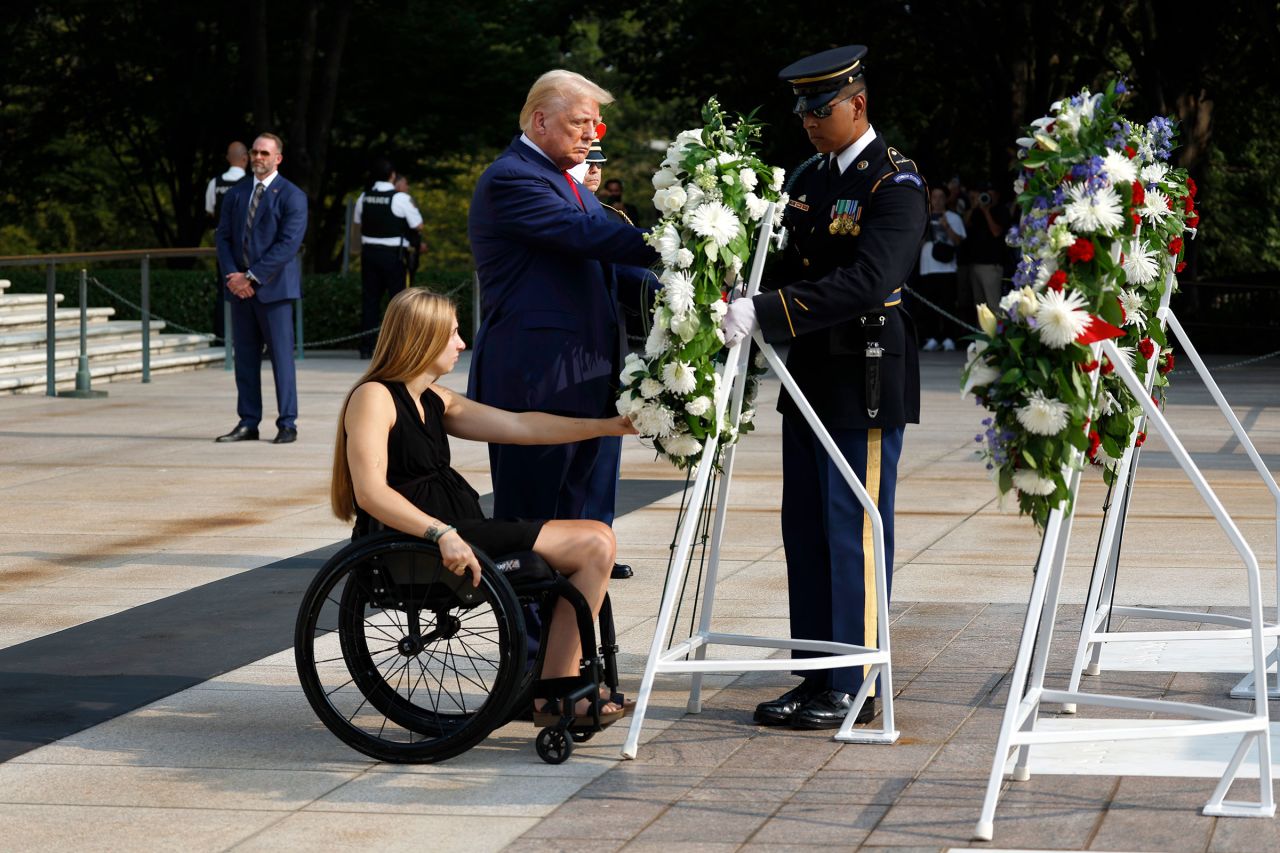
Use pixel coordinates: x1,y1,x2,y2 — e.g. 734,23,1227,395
1062,300,1280,706
973,331,1275,842
621,203,899,759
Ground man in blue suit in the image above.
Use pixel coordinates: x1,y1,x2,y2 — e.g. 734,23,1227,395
214,132,308,444
468,70,657,578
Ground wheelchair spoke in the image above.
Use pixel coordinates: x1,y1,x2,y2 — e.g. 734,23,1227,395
418,645,493,698
453,634,494,696
313,644,397,665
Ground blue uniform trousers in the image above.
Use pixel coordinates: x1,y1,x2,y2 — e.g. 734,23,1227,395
489,435,621,525
781,416,904,696
230,296,297,431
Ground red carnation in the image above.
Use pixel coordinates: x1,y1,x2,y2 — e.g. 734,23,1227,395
1087,430,1102,461
1176,260,1187,273
1169,237,1184,256
1138,337,1156,360
1080,359,1100,372
1047,270,1068,292
1187,213,1200,228
1187,177,1198,197
1131,181,1145,206
1183,194,1195,212
1131,213,1141,234
1165,195,1175,210
1125,145,1137,159
1101,357,1115,375
1067,238,1095,264
1135,431,1147,447
1159,351,1176,374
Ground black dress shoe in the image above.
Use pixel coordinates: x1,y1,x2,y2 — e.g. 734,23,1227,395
610,563,634,580
272,427,298,444
792,691,877,730
215,425,259,443
753,681,821,726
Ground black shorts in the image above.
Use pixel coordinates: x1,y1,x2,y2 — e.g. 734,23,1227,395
452,517,545,559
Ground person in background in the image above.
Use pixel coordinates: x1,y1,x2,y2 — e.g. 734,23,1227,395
353,159,423,358
393,174,429,283
914,186,966,351
600,178,640,225
961,182,1009,316
205,140,249,345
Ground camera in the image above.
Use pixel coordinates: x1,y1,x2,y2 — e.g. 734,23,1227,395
978,191,992,206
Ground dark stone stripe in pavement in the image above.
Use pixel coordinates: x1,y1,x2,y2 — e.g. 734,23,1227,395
0,478,686,764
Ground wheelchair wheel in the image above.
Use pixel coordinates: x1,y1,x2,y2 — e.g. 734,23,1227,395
295,534,526,763
536,727,572,764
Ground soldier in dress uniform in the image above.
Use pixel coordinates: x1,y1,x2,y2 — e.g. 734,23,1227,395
721,45,928,729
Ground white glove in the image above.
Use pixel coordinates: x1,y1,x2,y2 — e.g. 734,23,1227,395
720,296,757,348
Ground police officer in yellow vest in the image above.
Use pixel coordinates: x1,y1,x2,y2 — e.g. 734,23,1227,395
354,158,423,357
721,45,927,729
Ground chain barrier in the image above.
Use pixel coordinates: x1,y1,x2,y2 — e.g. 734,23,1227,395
901,283,984,335
85,275,473,350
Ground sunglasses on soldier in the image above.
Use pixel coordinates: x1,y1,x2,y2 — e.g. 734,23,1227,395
797,89,864,121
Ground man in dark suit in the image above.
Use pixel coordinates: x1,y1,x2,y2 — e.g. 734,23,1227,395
467,69,658,579
214,132,308,444
721,46,928,728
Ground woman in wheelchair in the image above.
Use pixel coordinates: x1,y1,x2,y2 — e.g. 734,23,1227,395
328,287,633,734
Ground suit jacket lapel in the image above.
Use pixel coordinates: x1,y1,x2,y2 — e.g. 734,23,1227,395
508,136,584,211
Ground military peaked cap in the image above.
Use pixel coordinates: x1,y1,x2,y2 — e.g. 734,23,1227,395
779,45,867,114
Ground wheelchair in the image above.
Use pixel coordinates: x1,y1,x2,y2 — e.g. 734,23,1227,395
294,532,621,765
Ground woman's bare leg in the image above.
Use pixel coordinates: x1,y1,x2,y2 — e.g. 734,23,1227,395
531,520,620,711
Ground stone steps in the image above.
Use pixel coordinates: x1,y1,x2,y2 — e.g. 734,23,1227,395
0,279,224,395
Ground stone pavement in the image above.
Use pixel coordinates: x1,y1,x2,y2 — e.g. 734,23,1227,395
0,349,1277,852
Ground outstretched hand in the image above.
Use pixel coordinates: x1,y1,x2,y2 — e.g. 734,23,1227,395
605,414,638,436
721,296,757,348
438,530,481,588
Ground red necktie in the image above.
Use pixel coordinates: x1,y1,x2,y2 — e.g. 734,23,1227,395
562,171,585,210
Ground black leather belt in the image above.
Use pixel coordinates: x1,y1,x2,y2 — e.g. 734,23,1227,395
860,312,886,419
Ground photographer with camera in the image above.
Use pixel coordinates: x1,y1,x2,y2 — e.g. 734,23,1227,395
913,186,965,351
960,182,1009,319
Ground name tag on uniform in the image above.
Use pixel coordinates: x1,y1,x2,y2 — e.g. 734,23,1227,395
787,199,810,212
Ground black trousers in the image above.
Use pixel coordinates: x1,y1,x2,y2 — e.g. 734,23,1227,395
360,245,407,355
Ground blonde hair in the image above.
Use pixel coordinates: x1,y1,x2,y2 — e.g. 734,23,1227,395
330,288,458,521
518,70,614,133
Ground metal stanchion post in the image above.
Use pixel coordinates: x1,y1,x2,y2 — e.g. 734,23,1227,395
45,262,56,397
141,254,151,383
58,269,105,398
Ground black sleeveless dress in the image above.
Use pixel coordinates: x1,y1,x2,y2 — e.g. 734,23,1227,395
352,380,544,557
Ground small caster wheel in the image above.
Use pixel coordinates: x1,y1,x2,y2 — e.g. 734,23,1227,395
536,727,573,764
570,728,595,743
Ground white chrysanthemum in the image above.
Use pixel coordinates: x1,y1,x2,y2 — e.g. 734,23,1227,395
643,322,669,359
633,403,676,438
1094,443,1122,469
1112,344,1138,367
1140,162,1169,184
685,396,711,416
661,269,695,317
1062,183,1125,234
776,192,789,208
744,192,768,221
1123,240,1160,285
708,299,728,322
671,311,699,342
1118,289,1147,327
639,377,664,399
661,431,703,458
616,388,644,417
1100,391,1120,416
738,167,758,191
1102,148,1138,186
688,201,741,247
1012,469,1058,496
652,167,679,190
770,167,785,192
674,247,694,269
661,360,697,395
1139,188,1173,221
653,184,687,215
620,352,647,384
1035,287,1091,348
1016,390,1072,436
656,224,682,267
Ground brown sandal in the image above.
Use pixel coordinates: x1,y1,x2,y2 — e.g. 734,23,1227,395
532,697,624,729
